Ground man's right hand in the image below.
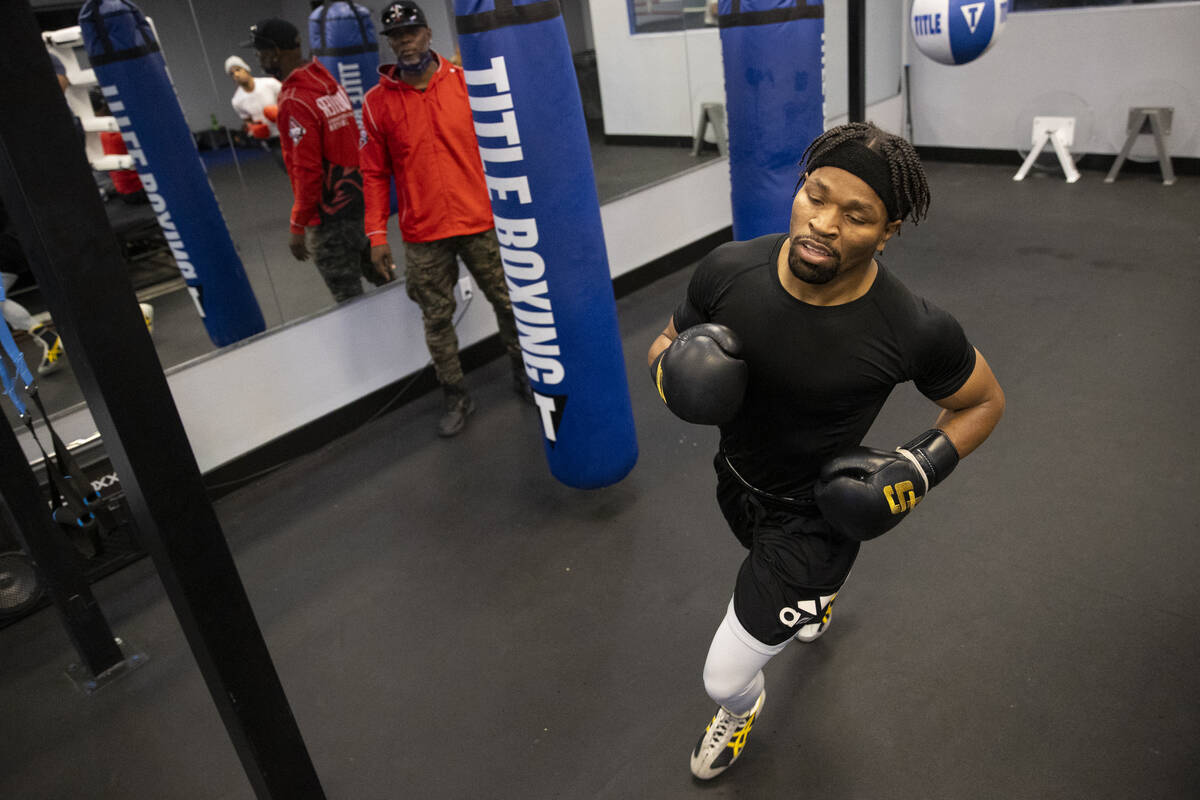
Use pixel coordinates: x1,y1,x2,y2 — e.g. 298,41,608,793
370,244,395,283
649,323,747,425
289,231,309,261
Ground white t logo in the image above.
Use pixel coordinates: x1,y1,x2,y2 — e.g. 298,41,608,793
534,393,557,442
961,2,985,35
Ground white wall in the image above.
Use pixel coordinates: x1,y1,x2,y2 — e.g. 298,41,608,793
589,2,700,137
589,0,905,138
823,0,905,120
908,2,1200,158
590,1,1200,155
827,93,904,139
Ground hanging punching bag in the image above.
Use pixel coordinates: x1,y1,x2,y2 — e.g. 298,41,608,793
718,1,825,240
79,0,265,348
455,0,637,489
309,1,378,130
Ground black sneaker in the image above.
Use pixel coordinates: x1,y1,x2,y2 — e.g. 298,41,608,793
511,356,534,404
437,384,475,437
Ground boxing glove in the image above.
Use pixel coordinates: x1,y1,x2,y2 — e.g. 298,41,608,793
651,323,747,425
814,429,959,541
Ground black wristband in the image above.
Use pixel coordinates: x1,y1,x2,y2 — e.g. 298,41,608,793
900,429,960,488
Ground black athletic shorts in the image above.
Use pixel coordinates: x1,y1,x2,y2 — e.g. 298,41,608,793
715,454,860,646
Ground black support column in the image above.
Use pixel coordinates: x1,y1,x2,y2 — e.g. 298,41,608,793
848,0,866,123
0,421,124,677
0,3,324,798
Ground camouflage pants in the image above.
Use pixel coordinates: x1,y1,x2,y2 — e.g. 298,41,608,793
309,216,370,303
404,229,521,386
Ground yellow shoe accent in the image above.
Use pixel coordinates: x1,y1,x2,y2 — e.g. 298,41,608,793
139,303,155,335
689,690,765,780
31,324,63,376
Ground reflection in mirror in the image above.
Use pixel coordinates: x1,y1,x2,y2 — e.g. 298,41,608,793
628,0,718,33
14,0,727,426
582,0,722,199
9,6,237,428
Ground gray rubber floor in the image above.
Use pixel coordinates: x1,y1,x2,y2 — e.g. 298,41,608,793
1,161,1197,799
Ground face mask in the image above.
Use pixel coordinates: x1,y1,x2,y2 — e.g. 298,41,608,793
397,49,435,73
259,50,283,81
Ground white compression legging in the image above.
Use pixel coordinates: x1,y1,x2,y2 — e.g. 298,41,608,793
701,598,790,716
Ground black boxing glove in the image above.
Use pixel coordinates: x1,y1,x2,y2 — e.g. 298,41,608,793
814,429,960,541
650,323,748,425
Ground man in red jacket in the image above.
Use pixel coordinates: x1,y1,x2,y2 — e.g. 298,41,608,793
246,18,386,303
361,1,529,438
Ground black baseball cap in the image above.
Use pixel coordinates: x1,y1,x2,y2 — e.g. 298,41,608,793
242,18,301,50
380,1,428,35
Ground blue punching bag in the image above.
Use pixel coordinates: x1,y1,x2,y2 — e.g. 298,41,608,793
309,2,378,131
455,0,637,489
79,0,265,348
718,1,825,240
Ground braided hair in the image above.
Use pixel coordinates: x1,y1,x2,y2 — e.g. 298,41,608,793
798,122,930,225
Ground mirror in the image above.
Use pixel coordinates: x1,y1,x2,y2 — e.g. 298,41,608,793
14,0,726,425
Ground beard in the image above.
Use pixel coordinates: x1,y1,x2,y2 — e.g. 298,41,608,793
787,236,841,285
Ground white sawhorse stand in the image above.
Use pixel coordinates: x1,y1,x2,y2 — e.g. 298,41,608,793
1105,107,1175,186
692,102,728,158
1014,116,1080,183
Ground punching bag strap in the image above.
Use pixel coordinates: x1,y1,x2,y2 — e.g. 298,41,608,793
82,0,161,67
317,2,329,51
83,1,118,59
718,0,823,29
456,0,560,35
352,3,371,49
313,2,374,57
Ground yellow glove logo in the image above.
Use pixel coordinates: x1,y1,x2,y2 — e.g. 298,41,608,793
884,481,920,514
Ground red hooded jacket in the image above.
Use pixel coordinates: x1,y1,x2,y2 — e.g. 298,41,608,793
360,57,494,246
277,60,364,234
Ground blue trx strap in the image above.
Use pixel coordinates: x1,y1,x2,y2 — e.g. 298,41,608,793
0,335,29,418
0,286,34,392
0,288,101,534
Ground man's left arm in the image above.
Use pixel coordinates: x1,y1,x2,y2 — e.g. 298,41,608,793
814,349,1004,541
931,348,1005,458
279,100,323,260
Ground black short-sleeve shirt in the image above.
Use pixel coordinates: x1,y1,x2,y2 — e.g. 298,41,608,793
674,234,976,498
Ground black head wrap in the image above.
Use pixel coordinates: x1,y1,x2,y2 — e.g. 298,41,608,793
805,139,901,221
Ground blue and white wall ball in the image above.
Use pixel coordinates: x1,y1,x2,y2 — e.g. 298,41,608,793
911,0,1008,66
